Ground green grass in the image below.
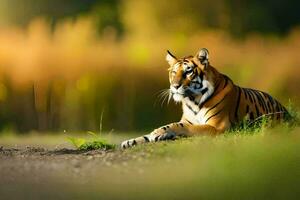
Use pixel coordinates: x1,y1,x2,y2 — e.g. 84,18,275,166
98,125,300,199
66,110,116,150
67,131,116,150
95,114,300,199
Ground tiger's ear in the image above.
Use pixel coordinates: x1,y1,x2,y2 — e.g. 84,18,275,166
166,50,177,66
195,48,209,69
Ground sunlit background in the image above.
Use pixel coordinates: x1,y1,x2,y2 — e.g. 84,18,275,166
0,0,299,133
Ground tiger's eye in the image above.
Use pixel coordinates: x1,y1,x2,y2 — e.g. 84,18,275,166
186,67,193,75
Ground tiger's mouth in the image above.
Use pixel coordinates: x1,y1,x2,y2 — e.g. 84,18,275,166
171,88,195,102
172,92,184,102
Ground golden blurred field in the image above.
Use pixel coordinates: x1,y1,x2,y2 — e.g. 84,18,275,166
0,6,299,132
0,1,299,133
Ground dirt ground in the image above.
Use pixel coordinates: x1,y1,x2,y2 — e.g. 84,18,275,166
0,145,150,200
0,146,141,178
1,130,300,200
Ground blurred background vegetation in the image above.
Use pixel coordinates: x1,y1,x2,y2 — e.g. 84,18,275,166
0,0,299,133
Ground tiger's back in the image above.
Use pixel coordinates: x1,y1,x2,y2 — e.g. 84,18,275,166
235,86,289,125
186,73,290,132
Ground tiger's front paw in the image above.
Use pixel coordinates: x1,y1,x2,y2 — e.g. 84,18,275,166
157,131,176,141
150,128,177,142
121,139,137,149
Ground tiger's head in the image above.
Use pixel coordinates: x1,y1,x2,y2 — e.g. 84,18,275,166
166,48,220,104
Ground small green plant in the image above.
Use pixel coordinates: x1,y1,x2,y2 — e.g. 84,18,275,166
67,131,116,150
66,110,116,150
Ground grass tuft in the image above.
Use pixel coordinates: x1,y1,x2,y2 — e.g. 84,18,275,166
227,102,299,135
67,131,115,151
67,110,116,150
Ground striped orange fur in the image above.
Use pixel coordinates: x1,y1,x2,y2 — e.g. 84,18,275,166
121,48,290,148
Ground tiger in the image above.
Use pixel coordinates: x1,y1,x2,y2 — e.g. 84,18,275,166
121,48,290,149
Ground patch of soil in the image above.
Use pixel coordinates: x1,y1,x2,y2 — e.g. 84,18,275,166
0,146,116,157
0,145,151,182
0,146,143,200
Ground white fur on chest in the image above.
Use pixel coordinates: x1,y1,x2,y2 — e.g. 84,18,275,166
182,98,208,125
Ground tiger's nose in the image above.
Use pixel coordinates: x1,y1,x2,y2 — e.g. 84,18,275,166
173,84,181,89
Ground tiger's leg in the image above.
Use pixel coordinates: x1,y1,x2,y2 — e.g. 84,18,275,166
121,122,219,149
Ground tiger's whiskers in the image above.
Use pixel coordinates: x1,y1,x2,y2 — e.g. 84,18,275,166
154,89,172,107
